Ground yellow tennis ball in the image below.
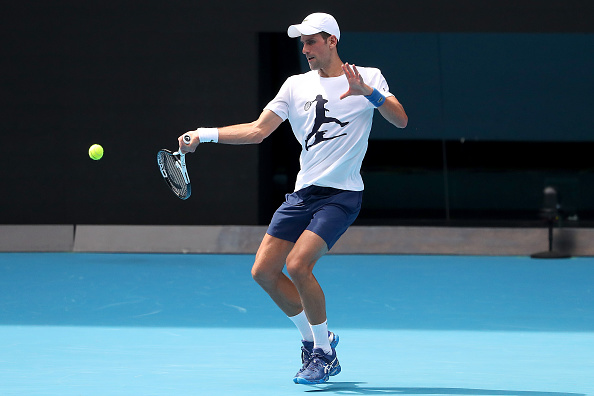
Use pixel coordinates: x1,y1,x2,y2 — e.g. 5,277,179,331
89,144,104,160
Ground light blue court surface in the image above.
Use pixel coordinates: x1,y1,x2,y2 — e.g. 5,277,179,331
0,253,593,395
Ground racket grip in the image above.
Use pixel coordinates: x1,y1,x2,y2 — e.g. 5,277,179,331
175,134,192,155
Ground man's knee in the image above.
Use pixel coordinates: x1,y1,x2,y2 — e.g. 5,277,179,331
251,262,275,287
252,234,292,286
285,254,314,283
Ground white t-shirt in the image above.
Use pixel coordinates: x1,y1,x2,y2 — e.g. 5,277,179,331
264,67,393,192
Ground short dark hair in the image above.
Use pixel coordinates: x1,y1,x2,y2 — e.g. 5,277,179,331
320,32,332,41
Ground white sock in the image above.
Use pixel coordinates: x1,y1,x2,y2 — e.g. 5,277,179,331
311,320,331,354
288,311,313,342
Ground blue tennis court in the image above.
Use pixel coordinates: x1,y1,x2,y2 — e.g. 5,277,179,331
1,253,592,395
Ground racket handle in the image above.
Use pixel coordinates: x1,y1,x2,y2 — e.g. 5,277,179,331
175,134,192,155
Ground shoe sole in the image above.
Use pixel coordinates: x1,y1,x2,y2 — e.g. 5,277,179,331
294,376,328,384
329,333,339,376
293,365,341,384
329,332,339,350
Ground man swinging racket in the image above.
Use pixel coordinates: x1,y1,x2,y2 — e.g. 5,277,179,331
179,12,408,384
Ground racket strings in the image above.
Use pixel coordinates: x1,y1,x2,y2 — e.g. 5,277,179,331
158,152,188,198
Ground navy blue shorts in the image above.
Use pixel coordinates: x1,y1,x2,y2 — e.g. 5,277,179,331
266,185,363,250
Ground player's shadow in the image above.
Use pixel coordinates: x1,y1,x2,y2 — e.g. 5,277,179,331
304,383,585,396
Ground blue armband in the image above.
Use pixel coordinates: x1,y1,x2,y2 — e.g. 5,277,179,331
365,88,386,107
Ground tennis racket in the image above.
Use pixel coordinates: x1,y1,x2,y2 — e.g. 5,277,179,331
157,134,192,200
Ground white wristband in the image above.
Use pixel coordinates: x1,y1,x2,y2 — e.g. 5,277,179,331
197,127,219,143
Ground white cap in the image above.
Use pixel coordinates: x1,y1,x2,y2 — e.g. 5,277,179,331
287,13,340,41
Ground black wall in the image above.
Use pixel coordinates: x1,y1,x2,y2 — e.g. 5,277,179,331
2,1,594,226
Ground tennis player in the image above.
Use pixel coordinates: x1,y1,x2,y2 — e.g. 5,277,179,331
179,12,407,384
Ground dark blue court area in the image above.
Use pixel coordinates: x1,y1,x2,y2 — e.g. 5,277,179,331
1,253,592,395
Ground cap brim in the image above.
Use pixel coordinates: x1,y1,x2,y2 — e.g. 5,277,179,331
287,24,322,38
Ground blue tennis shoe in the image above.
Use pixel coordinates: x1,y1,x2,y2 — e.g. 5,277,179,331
293,347,341,384
294,332,339,380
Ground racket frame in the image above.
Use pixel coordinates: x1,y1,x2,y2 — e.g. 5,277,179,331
157,149,191,200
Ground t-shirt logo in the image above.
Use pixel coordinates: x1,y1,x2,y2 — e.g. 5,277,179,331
304,95,349,151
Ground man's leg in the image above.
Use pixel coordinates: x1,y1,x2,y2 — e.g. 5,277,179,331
251,233,302,317
285,230,332,352
287,230,341,384
284,230,328,326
